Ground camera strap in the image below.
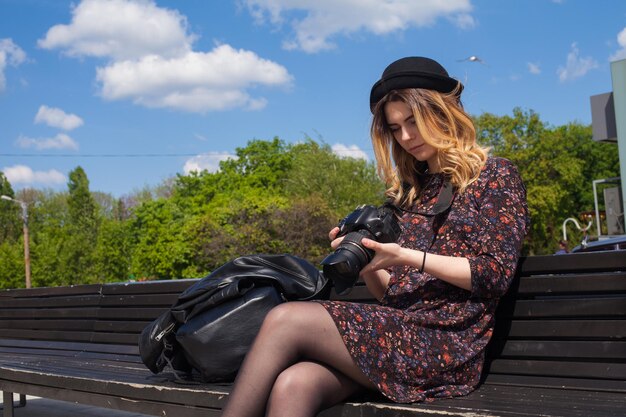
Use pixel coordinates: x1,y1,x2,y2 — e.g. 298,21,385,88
396,180,456,217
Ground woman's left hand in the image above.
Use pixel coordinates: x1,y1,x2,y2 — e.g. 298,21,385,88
359,238,407,276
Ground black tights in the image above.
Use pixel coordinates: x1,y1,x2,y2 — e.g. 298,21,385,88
221,301,376,417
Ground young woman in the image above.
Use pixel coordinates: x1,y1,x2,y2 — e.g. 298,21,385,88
221,56,529,417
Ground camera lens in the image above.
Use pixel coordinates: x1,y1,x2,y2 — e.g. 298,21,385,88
321,231,374,295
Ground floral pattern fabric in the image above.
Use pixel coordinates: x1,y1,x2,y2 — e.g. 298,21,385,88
318,157,530,403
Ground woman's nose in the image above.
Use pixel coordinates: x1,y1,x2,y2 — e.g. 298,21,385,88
400,126,413,141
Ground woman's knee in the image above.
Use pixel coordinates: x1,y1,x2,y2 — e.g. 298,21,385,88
268,362,362,415
274,364,319,396
267,363,325,412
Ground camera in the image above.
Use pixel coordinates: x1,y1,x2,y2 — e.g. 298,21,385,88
321,203,401,295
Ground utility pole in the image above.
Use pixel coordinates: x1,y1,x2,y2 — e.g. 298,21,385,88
1,195,31,288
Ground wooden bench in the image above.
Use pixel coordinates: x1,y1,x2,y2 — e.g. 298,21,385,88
0,251,625,417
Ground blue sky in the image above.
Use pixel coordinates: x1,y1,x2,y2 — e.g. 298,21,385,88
1,0,625,197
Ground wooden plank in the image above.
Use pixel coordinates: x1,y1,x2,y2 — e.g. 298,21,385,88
491,339,626,360
0,339,137,355
484,373,626,393
0,329,94,342
99,293,178,307
94,320,149,333
0,294,101,308
508,297,626,318
493,319,626,340
487,358,626,380
0,284,102,298
428,384,626,417
516,272,626,295
90,332,138,345
0,379,222,417
0,359,229,409
0,307,100,320
101,279,197,296
0,319,95,331
517,252,626,275
320,383,626,417
97,307,168,320
0,347,140,363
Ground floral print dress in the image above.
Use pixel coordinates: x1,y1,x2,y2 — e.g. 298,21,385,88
318,157,530,403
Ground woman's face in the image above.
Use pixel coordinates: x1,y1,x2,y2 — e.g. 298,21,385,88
384,100,439,172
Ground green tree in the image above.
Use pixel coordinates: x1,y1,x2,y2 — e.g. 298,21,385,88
474,109,620,254
61,167,100,284
283,140,385,216
94,217,132,282
0,241,23,289
24,190,69,288
0,172,20,243
129,198,191,279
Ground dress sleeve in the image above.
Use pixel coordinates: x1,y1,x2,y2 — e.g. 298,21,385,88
467,158,530,298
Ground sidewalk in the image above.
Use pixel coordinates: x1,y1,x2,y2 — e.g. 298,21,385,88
0,395,153,417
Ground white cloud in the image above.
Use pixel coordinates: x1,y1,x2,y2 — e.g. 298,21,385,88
35,105,84,131
527,62,541,75
38,0,193,60
557,43,598,82
39,0,293,112
242,0,474,53
609,27,626,62
0,38,26,91
16,133,79,151
96,44,292,112
3,165,66,186
183,152,237,174
331,144,369,161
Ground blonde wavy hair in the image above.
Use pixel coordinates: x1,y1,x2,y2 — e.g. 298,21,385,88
370,86,488,208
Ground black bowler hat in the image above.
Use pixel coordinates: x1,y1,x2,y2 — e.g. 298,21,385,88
370,56,463,112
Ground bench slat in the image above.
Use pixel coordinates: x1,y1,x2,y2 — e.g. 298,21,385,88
0,379,221,417
100,293,179,307
493,319,626,339
0,307,100,319
493,340,626,361
518,252,626,274
507,297,626,318
0,284,102,298
101,280,197,295
0,319,95,331
0,295,101,308
487,358,626,381
0,329,94,342
0,339,137,354
516,272,626,294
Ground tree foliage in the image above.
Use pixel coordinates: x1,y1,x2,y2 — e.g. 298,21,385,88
474,108,620,254
0,120,620,289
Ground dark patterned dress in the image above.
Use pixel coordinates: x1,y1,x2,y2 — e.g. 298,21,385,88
318,157,529,403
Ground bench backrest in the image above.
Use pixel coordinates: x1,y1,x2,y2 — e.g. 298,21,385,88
0,251,624,392
485,251,626,393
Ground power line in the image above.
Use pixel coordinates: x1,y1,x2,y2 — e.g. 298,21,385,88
0,149,374,158
0,153,204,158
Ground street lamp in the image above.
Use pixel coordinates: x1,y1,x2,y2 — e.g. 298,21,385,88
1,195,31,288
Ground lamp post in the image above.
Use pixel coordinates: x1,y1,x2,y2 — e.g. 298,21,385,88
1,195,31,288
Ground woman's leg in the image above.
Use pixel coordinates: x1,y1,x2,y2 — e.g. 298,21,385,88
266,361,363,417
220,302,376,417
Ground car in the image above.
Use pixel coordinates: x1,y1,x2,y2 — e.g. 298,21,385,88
571,235,626,253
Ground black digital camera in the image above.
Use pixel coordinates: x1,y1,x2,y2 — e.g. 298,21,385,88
321,203,401,295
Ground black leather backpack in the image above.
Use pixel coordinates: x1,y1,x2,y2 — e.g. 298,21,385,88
139,254,330,382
